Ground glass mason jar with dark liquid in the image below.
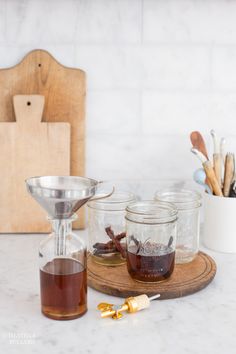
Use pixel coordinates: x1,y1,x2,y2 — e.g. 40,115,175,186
39,216,87,320
125,201,177,282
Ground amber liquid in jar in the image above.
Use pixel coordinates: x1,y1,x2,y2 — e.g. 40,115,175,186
40,258,87,320
127,244,175,282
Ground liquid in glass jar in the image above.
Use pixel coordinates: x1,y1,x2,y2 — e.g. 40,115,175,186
127,242,175,282
40,258,87,320
125,201,177,283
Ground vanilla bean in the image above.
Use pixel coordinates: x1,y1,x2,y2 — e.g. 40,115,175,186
105,227,126,258
115,232,126,241
93,241,114,250
105,226,115,239
92,226,126,258
168,236,174,248
130,235,141,254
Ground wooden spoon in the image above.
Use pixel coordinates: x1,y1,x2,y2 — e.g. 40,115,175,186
190,131,209,160
190,131,212,192
223,153,235,197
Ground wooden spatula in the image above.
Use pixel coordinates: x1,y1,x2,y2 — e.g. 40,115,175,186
210,130,222,188
191,148,222,196
190,131,212,191
190,131,209,160
223,153,235,197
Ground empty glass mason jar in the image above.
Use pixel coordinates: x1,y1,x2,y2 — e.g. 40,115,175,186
125,201,177,283
87,191,136,266
154,189,201,264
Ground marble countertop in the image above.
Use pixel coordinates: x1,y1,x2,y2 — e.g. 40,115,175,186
0,231,235,354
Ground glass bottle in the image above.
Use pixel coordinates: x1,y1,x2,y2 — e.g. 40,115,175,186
26,175,114,321
154,189,201,264
125,200,177,283
39,215,87,320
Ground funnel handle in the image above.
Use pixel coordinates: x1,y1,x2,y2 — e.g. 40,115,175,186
89,181,115,202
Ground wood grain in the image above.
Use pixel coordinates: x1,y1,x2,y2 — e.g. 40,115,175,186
190,131,209,160
223,153,235,197
88,251,217,299
190,131,213,191
203,161,223,197
213,153,222,188
0,50,85,229
0,95,70,233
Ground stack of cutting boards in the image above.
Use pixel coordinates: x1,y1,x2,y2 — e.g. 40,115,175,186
0,50,85,232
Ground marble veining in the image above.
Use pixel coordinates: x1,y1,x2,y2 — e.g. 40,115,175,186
0,1,235,350
0,231,235,354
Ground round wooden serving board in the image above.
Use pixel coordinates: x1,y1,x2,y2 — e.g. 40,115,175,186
88,251,216,299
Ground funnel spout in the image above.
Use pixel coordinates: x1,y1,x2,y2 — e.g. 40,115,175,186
51,219,68,256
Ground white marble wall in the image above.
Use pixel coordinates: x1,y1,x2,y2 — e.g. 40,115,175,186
0,0,236,184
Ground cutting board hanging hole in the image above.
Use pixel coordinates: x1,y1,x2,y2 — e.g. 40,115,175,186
13,95,44,125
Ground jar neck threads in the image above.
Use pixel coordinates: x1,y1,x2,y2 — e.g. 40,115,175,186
126,200,177,225
154,189,201,211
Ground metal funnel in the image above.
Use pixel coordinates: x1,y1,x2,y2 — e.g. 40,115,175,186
26,176,99,219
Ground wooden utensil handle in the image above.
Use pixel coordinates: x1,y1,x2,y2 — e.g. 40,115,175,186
203,161,223,196
205,177,213,192
213,153,222,187
223,154,235,197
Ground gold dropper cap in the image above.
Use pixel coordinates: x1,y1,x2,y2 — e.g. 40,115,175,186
97,294,160,320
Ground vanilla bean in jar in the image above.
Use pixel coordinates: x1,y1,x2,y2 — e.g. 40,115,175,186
125,201,177,282
87,192,136,266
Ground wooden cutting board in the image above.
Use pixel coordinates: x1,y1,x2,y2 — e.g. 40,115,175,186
0,49,85,229
0,95,70,233
88,252,216,299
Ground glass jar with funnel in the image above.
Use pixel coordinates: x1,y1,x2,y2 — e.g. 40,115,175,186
26,176,113,320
